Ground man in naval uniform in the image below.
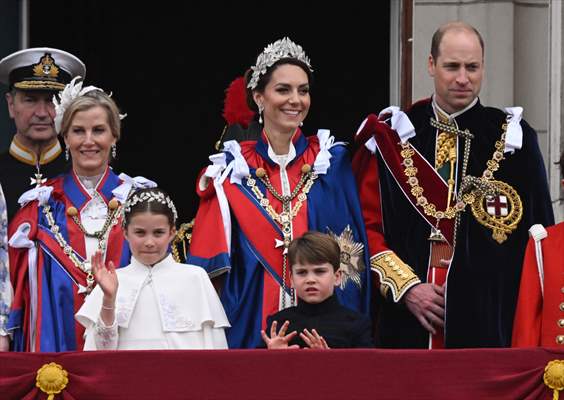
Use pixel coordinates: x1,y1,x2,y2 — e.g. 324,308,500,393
0,47,85,221
0,47,85,351
353,21,554,348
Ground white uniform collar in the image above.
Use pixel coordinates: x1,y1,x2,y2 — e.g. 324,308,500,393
9,136,62,166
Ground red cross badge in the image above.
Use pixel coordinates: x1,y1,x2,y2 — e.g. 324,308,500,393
486,195,509,217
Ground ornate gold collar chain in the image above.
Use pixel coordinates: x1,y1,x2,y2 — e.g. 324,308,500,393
400,120,511,244
401,137,470,220
42,201,122,294
246,164,318,308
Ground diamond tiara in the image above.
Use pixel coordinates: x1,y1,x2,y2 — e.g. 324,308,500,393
123,190,178,223
247,37,313,90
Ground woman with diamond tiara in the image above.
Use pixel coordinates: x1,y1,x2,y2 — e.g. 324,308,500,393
76,187,229,350
6,79,144,352
188,37,372,348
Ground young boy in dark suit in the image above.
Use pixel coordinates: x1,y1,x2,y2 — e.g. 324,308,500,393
261,231,374,349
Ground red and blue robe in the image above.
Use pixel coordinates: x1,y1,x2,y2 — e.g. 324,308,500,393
7,168,130,351
189,130,372,348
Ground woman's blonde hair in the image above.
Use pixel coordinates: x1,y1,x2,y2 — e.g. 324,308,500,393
59,90,122,141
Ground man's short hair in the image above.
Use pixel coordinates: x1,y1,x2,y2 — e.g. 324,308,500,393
430,21,485,60
288,231,341,272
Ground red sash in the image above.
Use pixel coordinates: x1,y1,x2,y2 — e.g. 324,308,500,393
370,117,455,245
369,115,455,348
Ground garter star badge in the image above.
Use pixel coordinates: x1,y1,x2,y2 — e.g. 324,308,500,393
329,225,365,289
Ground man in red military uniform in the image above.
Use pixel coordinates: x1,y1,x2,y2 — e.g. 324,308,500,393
512,150,564,347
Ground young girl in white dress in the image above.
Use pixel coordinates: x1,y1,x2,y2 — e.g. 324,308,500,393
76,187,230,350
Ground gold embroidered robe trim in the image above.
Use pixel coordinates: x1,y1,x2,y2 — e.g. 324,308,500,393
371,251,421,302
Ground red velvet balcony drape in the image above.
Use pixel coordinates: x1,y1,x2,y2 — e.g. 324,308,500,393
0,348,562,400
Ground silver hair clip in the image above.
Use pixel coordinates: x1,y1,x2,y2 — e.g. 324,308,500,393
247,37,313,90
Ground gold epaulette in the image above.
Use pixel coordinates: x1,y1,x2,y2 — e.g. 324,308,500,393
371,251,421,302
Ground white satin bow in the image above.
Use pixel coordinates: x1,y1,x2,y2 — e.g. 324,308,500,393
17,186,54,207
504,107,523,154
112,173,157,203
314,129,342,175
222,140,250,185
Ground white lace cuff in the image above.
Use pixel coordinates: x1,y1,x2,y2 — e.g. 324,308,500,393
94,317,118,350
